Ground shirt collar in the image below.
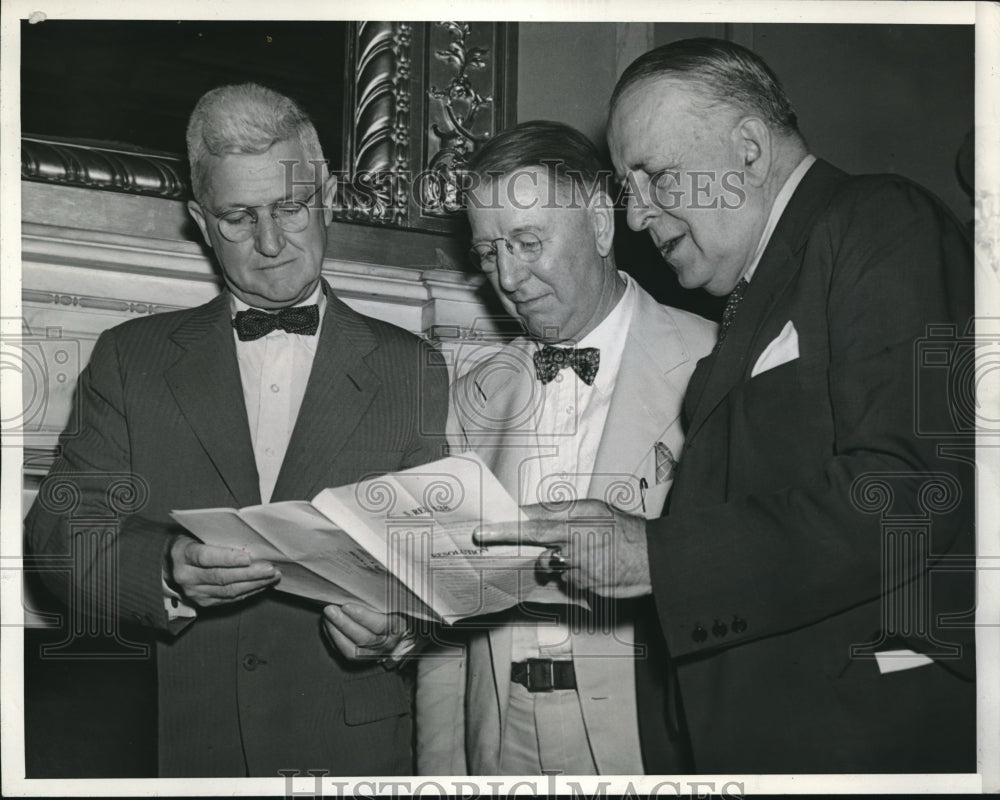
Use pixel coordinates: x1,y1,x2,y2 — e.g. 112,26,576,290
569,271,636,395
743,154,816,283
230,282,327,319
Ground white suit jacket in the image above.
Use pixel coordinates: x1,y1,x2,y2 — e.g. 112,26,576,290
417,282,716,775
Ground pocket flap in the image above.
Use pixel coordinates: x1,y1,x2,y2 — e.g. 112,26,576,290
342,671,412,726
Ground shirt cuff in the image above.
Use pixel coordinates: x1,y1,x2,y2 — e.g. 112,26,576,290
382,629,422,669
162,570,197,620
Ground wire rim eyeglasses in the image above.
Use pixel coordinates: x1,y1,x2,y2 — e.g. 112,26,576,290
208,185,324,243
469,232,544,271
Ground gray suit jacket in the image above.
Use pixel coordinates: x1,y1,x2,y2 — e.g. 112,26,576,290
417,281,715,774
26,283,449,776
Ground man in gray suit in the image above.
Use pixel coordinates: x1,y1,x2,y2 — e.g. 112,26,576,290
26,83,448,776
416,121,715,775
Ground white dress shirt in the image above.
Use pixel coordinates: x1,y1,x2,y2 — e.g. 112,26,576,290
501,272,639,774
744,154,816,283
231,285,327,504
164,285,326,618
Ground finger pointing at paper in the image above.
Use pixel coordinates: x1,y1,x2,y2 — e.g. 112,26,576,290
472,499,653,599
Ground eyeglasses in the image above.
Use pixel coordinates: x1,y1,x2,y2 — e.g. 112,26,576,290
208,186,323,243
469,232,544,271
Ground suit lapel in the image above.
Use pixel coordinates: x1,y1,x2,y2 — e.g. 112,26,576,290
271,288,381,502
165,293,261,507
685,160,848,440
460,342,541,767
470,339,545,495
578,289,686,773
591,287,689,498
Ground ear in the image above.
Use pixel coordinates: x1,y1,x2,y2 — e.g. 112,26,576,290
590,190,616,258
187,200,213,249
732,116,772,188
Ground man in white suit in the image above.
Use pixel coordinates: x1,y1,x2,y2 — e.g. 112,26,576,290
416,121,716,775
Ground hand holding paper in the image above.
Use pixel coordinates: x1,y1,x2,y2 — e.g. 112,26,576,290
168,535,281,607
322,603,415,661
171,454,577,622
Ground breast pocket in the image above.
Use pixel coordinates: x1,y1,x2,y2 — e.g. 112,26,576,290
342,670,413,726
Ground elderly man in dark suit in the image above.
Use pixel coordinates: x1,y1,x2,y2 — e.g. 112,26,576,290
25,83,448,777
476,38,975,773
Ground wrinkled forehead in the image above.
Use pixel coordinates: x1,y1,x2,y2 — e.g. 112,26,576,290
609,77,729,167
204,139,321,206
466,168,588,235
612,74,710,119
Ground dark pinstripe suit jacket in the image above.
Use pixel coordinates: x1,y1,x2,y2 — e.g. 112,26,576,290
26,282,449,776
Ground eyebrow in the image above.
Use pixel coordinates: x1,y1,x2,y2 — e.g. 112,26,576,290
471,224,543,245
215,185,320,213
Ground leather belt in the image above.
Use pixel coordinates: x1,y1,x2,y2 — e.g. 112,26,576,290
510,658,577,692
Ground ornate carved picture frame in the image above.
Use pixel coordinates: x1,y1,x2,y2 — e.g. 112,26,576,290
21,21,518,236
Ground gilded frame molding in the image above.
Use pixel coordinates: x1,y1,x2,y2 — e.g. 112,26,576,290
20,21,517,235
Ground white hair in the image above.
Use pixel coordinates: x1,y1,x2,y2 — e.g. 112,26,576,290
186,83,324,204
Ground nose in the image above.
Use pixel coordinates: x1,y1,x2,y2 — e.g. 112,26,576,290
624,174,659,232
495,247,529,294
253,212,287,257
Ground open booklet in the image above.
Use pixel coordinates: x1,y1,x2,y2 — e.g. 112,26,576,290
171,453,577,623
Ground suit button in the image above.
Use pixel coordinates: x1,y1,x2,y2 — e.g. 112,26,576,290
732,616,747,634
242,654,264,671
691,625,708,643
712,619,728,638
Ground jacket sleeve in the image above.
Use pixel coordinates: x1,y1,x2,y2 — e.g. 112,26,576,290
401,340,452,469
24,328,191,634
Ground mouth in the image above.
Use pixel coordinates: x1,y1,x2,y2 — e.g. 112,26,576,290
257,259,296,271
656,234,684,261
509,292,548,308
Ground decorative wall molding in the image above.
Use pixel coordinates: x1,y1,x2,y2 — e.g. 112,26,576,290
342,21,413,226
21,136,189,199
421,22,497,216
413,22,517,231
21,21,516,237
21,289,182,317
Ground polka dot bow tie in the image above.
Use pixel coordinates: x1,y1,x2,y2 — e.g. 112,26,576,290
232,305,319,341
533,345,601,386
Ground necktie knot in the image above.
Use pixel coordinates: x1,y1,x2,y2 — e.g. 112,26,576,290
713,278,749,353
232,305,320,341
533,345,600,386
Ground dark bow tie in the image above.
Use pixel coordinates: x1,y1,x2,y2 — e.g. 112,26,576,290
533,345,601,386
232,305,320,341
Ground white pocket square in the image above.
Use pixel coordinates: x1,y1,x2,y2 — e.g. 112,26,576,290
875,649,934,675
751,320,799,377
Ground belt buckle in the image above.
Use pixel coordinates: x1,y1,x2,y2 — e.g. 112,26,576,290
525,657,554,692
